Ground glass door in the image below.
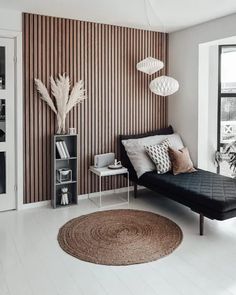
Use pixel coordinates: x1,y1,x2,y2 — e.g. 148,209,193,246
217,45,236,177
0,38,15,211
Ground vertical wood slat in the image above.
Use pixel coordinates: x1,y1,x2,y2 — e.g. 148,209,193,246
23,13,168,204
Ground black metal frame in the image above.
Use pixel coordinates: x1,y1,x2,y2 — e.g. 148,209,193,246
217,45,236,174
134,183,137,198
200,213,204,236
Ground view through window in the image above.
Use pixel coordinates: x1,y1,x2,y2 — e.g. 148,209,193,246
218,45,236,177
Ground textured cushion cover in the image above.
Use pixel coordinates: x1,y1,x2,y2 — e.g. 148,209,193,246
145,139,172,174
122,133,184,178
119,126,174,181
139,169,236,219
169,147,196,175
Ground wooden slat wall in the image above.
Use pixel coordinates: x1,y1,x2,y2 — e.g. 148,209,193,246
23,13,168,204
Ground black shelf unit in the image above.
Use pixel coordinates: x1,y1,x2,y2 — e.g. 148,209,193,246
52,134,78,208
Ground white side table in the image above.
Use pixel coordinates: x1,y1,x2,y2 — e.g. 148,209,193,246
89,166,129,208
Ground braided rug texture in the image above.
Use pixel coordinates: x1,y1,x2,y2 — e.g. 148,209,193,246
58,209,183,265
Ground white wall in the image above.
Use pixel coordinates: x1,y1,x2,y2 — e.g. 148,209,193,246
207,45,218,172
168,13,236,166
198,44,218,172
0,9,21,31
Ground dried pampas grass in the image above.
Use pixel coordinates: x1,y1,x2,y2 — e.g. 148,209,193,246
35,73,86,134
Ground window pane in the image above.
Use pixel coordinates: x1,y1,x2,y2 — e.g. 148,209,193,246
0,152,6,194
0,99,5,142
0,47,5,89
221,46,236,93
220,97,236,143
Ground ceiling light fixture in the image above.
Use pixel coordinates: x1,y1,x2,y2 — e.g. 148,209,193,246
136,0,179,97
149,75,179,96
137,57,164,75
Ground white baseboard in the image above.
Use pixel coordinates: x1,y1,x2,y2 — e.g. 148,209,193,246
21,185,144,210
21,200,51,210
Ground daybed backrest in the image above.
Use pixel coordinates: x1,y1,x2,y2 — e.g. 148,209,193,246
119,126,174,182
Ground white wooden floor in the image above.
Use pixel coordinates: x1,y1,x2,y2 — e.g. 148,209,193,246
1,189,236,295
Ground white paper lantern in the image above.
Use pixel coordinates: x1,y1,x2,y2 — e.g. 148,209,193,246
149,75,179,96
136,57,164,75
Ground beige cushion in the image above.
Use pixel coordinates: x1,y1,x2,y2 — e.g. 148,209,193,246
168,147,196,175
122,133,184,178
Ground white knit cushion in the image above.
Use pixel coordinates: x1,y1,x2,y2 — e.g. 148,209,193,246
145,139,172,174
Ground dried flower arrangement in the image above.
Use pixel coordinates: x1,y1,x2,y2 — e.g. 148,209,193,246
35,74,86,134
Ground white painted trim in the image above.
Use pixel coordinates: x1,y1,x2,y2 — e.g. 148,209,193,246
15,33,23,210
21,185,145,210
21,200,51,210
0,30,23,210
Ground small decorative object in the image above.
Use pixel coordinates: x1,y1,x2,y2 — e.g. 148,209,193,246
149,75,179,96
57,168,72,183
35,73,86,134
69,127,76,135
60,187,71,205
108,159,122,169
215,141,236,177
136,57,164,75
114,159,121,166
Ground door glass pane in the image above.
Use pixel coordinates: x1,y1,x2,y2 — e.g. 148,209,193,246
221,46,236,93
0,152,6,194
0,99,5,142
220,97,236,144
0,47,5,89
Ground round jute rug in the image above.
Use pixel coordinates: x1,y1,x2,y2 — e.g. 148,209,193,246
57,209,183,266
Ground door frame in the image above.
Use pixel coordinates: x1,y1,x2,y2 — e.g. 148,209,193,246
0,30,23,210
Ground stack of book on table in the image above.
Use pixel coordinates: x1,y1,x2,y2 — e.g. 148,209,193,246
56,140,70,159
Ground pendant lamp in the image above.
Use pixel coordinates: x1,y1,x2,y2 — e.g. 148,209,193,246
136,0,179,96
136,57,164,75
149,75,179,96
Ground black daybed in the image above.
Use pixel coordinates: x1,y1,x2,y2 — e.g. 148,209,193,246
119,126,236,235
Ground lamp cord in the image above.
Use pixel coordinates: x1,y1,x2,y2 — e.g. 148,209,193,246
144,0,151,28
144,0,166,33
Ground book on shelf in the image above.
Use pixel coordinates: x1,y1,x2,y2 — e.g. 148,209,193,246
62,141,70,158
59,141,67,158
56,141,65,159
56,140,70,159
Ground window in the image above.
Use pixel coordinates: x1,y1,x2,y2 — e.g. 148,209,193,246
218,45,236,176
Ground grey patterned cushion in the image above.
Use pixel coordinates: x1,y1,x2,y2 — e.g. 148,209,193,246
145,139,171,174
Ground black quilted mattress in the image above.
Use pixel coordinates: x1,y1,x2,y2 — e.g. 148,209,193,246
139,169,236,220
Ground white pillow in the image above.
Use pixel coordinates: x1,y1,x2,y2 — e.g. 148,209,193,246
122,133,184,178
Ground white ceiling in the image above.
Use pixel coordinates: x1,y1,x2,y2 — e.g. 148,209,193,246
0,0,236,32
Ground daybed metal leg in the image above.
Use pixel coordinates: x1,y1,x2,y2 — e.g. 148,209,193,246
134,183,138,199
200,213,204,236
